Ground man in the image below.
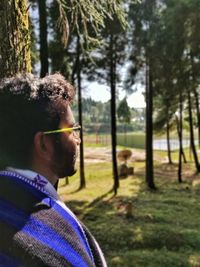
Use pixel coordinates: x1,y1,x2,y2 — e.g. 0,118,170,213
0,73,107,267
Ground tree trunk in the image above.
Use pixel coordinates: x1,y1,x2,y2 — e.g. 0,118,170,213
77,35,86,189
177,92,183,183
193,88,200,148
187,90,200,172
145,60,156,190
110,34,119,195
176,100,187,165
166,115,173,164
0,0,31,78
190,53,200,148
182,149,187,164
38,0,49,77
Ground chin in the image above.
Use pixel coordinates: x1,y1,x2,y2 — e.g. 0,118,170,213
58,166,77,178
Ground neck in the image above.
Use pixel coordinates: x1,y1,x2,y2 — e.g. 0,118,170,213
30,162,59,186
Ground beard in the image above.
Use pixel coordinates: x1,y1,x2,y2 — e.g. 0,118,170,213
51,135,78,178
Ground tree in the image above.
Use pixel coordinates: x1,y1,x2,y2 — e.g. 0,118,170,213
187,89,200,172
85,14,128,194
127,0,158,190
117,97,131,145
0,0,31,78
163,0,200,177
136,0,200,182
117,97,131,123
38,0,49,77
76,34,86,189
154,97,175,165
110,31,120,195
177,92,184,183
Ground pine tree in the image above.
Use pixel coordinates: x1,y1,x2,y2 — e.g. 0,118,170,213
128,0,158,190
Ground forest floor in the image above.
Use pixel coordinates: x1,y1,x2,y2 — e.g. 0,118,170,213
58,146,200,267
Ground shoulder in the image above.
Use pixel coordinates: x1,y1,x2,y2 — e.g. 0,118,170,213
0,172,97,266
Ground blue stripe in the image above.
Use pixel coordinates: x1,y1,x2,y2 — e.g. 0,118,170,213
0,198,29,229
23,219,89,267
0,172,93,261
0,198,89,267
42,198,94,261
0,251,19,267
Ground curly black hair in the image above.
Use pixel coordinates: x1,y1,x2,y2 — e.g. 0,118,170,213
0,73,75,168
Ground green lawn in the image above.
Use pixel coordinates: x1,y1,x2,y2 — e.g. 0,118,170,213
58,154,200,267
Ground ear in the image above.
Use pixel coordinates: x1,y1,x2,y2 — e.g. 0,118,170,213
33,132,54,161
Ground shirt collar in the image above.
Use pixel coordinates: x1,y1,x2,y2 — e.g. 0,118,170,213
6,167,60,200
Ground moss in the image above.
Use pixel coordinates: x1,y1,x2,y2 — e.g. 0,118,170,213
0,0,31,78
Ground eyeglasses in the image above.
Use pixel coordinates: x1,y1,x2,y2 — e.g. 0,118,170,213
43,124,81,137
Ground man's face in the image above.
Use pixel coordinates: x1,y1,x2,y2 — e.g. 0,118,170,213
50,105,80,178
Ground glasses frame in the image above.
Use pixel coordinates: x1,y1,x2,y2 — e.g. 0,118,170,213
43,125,81,135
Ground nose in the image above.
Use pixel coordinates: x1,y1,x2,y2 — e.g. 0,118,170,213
72,129,81,145
74,135,81,145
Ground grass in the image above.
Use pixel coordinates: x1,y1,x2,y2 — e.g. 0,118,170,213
58,151,200,267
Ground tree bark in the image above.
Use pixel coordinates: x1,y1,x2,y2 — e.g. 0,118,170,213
0,0,31,78
145,60,156,190
110,34,119,195
187,90,200,172
76,35,86,189
38,0,49,77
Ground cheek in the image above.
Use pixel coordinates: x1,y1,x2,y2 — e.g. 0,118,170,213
62,135,77,154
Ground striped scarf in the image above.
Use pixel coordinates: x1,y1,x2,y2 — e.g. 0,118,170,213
0,171,107,267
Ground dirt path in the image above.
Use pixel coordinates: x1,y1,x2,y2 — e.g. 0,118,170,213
83,147,164,163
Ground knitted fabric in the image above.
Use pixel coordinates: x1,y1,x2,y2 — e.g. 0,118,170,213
0,171,107,267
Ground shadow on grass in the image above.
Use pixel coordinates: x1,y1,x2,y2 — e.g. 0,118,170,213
86,188,114,208
64,200,87,216
63,161,200,267
135,161,199,185
70,187,84,194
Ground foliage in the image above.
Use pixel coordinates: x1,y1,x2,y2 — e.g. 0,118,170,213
72,98,111,124
56,0,127,49
72,97,145,133
117,97,131,123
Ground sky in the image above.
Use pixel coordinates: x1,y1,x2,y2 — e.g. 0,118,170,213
85,82,146,108
30,5,146,109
